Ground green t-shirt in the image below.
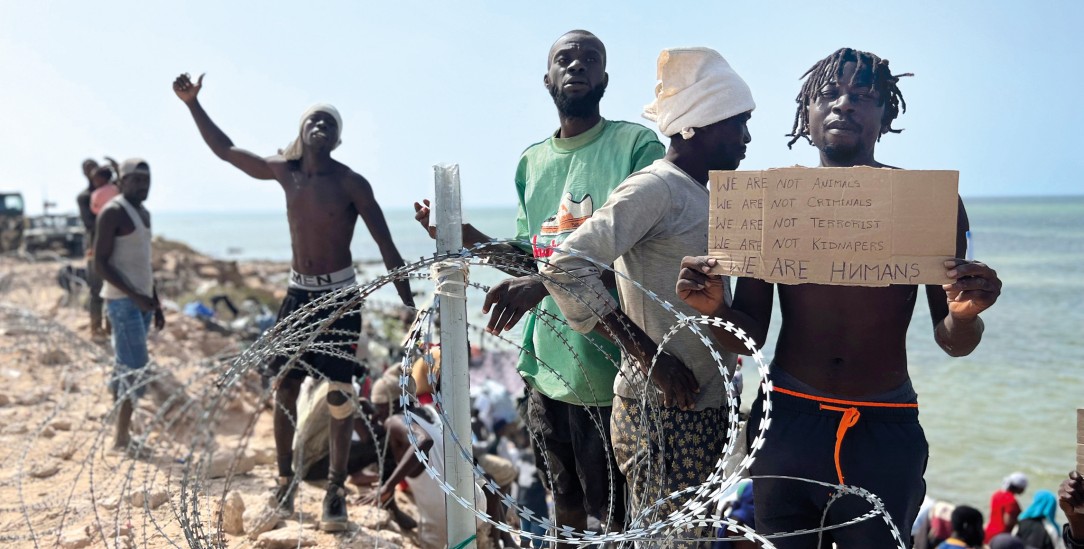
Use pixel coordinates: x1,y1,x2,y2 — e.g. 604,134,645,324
513,119,665,406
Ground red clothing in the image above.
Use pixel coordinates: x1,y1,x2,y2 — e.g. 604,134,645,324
984,489,1021,543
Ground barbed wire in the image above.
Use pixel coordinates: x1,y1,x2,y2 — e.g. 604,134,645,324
0,242,906,548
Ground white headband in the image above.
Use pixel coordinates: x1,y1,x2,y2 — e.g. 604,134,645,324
643,47,755,139
280,103,343,161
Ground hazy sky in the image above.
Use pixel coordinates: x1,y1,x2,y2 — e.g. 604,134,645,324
2,1,1081,215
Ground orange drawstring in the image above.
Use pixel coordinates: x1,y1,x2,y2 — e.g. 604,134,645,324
819,404,860,485
770,386,918,486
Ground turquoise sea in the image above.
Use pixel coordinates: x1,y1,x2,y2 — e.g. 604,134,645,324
155,195,1084,515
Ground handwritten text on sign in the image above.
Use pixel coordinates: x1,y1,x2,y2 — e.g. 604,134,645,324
708,167,958,286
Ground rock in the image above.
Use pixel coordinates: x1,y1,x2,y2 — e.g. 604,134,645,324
50,419,72,431
243,495,283,540
50,442,77,460
60,374,81,393
278,520,309,530
0,393,10,406
196,264,221,279
219,491,245,535
3,423,27,435
255,526,316,549
87,405,109,420
17,388,50,406
39,425,56,438
130,489,168,509
206,450,256,479
252,447,277,466
200,332,229,356
30,460,60,479
41,349,71,365
98,496,120,511
354,506,391,530
58,528,92,549
347,528,403,548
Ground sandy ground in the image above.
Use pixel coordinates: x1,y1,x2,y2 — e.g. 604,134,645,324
0,247,427,549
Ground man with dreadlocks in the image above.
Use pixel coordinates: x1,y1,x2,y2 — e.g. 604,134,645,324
676,47,1003,547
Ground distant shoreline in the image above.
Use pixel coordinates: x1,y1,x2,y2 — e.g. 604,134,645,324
146,194,1084,215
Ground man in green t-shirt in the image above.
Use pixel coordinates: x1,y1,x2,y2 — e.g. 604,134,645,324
414,29,663,542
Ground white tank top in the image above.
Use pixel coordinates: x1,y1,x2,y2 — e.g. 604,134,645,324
405,407,485,549
100,196,153,300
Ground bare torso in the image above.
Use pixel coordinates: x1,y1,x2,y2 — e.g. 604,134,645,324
269,159,358,275
774,283,920,396
761,199,967,397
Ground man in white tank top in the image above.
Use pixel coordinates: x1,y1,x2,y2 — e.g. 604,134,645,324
94,158,165,453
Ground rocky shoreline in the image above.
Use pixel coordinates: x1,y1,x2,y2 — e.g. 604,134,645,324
0,238,425,548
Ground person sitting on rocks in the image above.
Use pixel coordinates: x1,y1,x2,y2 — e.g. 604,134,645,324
361,367,500,549
290,377,416,531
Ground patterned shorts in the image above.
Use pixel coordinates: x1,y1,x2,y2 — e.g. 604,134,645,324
611,396,730,533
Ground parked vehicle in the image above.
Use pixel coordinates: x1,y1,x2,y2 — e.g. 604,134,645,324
22,213,84,257
0,192,25,253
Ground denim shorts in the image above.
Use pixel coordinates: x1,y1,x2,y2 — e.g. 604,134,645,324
106,297,153,400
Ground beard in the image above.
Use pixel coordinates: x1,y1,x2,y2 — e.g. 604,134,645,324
548,82,606,118
821,141,865,164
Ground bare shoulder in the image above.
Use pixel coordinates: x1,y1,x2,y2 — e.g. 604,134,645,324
341,165,371,189
385,414,408,433
98,201,125,220
340,166,375,199
264,155,290,178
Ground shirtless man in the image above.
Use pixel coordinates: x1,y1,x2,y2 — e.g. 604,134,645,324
676,48,1002,547
173,73,414,532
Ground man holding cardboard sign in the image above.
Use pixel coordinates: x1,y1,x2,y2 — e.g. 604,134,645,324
677,47,1002,548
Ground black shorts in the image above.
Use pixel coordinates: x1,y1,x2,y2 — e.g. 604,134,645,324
526,388,626,524
265,287,365,384
746,388,928,548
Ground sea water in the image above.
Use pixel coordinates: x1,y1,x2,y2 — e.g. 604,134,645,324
154,195,1084,513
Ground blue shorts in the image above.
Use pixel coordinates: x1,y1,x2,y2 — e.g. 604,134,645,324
106,297,153,400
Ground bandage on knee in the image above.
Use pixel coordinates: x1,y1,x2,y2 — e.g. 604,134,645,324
327,381,356,419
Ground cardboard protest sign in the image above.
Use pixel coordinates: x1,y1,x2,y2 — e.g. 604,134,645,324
708,167,958,286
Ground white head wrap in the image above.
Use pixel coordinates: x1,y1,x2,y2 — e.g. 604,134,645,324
642,47,755,139
1003,472,1028,490
280,103,343,161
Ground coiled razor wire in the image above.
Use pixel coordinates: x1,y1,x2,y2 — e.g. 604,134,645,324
0,241,907,548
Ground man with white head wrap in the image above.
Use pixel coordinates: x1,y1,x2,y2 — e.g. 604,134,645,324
279,103,344,160
173,73,414,532
540,47,752,543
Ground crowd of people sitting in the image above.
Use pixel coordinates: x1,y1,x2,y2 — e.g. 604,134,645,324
912,472,1084,549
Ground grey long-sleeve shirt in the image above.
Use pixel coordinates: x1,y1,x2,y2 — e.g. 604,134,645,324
541,159,737,410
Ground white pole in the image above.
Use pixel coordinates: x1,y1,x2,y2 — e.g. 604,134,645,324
434,164,477,548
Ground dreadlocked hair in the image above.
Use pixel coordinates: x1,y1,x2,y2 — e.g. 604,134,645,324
786,47,913,149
